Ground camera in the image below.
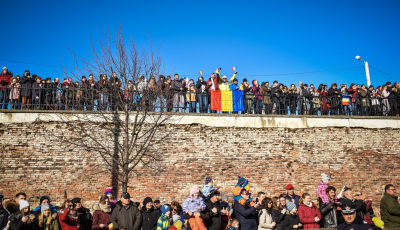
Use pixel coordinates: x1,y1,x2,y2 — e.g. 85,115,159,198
218,68,222,71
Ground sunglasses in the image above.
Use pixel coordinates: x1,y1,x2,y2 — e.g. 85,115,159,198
172,209,178,211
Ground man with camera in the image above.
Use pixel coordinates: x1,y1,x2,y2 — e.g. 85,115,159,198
338,187,366,225
234,189,260,230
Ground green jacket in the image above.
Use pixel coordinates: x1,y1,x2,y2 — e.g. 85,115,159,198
380,192,400,228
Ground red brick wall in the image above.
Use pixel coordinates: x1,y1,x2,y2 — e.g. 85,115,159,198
1,122,399,216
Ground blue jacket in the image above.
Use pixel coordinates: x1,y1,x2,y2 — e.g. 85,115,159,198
33,204,58,214
229,83,239,91
234,201,258,230
285,193,301,208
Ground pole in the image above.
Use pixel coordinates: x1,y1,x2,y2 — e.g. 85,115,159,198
365,61,371,87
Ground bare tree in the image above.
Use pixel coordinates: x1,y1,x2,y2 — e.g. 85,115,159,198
38,25,178,193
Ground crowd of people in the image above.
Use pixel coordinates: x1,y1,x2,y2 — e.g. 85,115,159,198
0,175,399,230
1,66,400,116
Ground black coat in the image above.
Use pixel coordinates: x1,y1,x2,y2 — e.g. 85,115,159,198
319,198,338,228
140,208,159,230
271,208,285,230
328,87,340,108
20,76,34,97
0,206,10,230
196,80,207,94
9,213,36,230
77,207,92,230
234,201,258,230
111,201,142,230
205,199,222,230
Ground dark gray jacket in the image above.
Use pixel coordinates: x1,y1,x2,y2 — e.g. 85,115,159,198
111,201,142,230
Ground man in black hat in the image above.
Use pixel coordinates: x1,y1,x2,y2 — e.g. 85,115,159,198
33,195,57,215
111,192,142,230
338,204,374,230
0,194,10,230
72,197,92,230
204,188,224,230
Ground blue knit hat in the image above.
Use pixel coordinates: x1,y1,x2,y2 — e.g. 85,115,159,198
238,176,246,185
205,176,212,184
286,202,296,211
161,204,170,214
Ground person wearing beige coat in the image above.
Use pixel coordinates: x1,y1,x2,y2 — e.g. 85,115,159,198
258,198,276,230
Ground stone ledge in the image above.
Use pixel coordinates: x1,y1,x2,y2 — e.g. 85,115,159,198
1,111,400,129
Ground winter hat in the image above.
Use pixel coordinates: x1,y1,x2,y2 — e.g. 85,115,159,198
205,177,212,185
222,195,228,201
161,204,170,214
143,197,153,207
105,187,113,196
72,197,81,204
243,78,248,83
3,66,7,71
41,203,50,213
238,177,246,185
286,202,296,211
40,195,51,204
209,188,220,198
190,186,200,195
19,200,29,210
321,173,331,184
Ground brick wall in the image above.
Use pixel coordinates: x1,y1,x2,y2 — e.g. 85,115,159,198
1,119,400,216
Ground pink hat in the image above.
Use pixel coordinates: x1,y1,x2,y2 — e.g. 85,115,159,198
190,186,199,195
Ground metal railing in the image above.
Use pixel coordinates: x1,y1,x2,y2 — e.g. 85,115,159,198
1,85,399,117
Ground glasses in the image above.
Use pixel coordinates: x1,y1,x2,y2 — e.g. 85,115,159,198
172,209,178,211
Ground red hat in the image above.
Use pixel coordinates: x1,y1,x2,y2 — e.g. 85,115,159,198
286,184,294,190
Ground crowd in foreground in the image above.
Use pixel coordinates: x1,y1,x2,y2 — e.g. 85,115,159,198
1,67,400,116
0,174,399,230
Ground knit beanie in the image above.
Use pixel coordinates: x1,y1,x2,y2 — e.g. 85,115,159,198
40,195,51,204
161,204,170,214
286,202,296,211
321,173,331,184
105,187,113,196
3,66,7,71
143,197,153,207
41,203,50,213
243,78,248,83
238,177,246,185
19,200,29,210
190,186,200,195
205,177,212,185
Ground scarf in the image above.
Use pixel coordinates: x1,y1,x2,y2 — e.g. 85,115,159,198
303,201,312,208
99,203,111,213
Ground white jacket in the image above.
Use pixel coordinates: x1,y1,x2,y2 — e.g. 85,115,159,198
258,209,275,230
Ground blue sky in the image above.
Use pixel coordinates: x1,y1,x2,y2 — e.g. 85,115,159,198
1,0,399,88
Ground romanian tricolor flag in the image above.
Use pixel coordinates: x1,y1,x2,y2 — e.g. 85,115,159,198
108,222,113,230
232,67,236,71
200,70,203,75
342,95,350,106
169,220,183,230
210,90,244,112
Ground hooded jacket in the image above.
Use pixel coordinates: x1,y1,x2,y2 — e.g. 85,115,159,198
20,72,34,97
252,80,262,101
140,207,159,230
261,85,272,104
58,209,79,230
111,201,141,230
92,204,111,230
9,212,36,230
297,81,303,97
380,192,400,228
